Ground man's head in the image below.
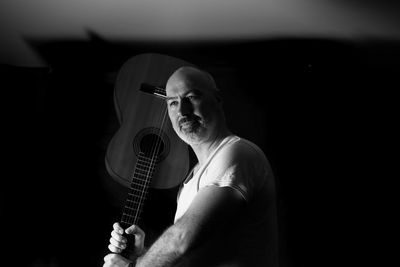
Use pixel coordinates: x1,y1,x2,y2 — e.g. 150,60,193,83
165,66,225,146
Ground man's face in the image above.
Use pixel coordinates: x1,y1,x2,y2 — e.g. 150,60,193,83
165,69,221,145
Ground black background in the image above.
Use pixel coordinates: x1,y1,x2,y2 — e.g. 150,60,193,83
1,36,398,267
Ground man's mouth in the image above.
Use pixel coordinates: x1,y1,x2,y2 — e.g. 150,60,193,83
178,117,199,129
180,120,195,127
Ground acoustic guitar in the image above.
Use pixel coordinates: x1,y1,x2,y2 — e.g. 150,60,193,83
105,53,193,256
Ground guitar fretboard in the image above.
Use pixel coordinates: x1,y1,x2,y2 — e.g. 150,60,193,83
120,151,158,229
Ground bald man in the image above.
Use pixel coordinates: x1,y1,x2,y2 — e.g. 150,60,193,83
104,67,279,267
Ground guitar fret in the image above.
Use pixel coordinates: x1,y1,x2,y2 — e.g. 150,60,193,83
138,156,158,163
126,200,147,206
134,166,155,174
121,218,140,225
136,160,156,167
123,204,145,211
125,203,144,209
135,165,155,173
136,165,156,172
132,176,153,183
135,170,155,176
122,210,142,217
133,168,151,174
132,177,150,184
130,179,151,188
128,187,148,194
127,197,148,203
122,210,143,218
137,156,156,162
132,174,153,180
121,217,141,225
122,207,143,217
123,206,136,211
138,157,157,163
121,215,142,221
122,210,143,221
134,165,149,171
121,213,135,220
121,219,131,225
130,175,148,183
127,193,148,200
137,155,155,160
119,152,159,228
133,169,155,177
133,172,154,178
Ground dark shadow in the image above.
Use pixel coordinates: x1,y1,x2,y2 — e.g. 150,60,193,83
2,33,399,266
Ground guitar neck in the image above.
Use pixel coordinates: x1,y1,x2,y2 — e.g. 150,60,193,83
120,152,157,229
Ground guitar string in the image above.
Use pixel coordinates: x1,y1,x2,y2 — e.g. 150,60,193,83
137,95,169,223
130,90,169,225
122,153,147,225
123,124,160,225
123,87,170,226
121,94,159,226
123,136,155,225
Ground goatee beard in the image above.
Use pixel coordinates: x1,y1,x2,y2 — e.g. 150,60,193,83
178,116,201,132
179,123,206,145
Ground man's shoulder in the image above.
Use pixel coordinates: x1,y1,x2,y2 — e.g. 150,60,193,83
207,135,271,179
222,135,267,162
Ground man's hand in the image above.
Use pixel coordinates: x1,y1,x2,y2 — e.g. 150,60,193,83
104,222,146,266
103,253,132,267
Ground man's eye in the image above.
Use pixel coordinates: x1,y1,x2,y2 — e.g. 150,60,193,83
169,101,178,107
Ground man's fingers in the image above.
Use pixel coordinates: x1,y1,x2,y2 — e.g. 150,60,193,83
110,237,126,249
113,222,143,236
109,223,146,257
113,222,124,234
108,244,122,253
111,230,127,243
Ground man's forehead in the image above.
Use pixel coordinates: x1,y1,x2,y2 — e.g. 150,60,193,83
166,68,215,96
167,71,196,88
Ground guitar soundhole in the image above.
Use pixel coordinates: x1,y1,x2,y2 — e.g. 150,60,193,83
133,127,170,163
140,133,164,157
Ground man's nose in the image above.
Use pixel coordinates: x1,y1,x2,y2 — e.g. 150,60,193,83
178,98,193,116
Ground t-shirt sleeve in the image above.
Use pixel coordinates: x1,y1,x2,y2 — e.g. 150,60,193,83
199,144,259,202
203,163,251,201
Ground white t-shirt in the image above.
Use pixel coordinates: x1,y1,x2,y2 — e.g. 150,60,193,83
174,135,278,267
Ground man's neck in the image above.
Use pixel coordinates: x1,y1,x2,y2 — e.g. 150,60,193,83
191,128,231,167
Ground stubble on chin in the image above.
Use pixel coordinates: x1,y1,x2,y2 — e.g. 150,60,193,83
178,124,205,145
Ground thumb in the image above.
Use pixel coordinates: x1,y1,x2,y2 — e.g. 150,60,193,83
125,225,146,256
125,224,144,236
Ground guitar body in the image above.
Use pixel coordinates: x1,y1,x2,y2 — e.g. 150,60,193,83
106,53,193,190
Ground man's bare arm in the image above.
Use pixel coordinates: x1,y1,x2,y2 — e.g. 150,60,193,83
135,185,245,267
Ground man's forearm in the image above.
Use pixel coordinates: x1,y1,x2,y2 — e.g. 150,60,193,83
135,226,186,267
